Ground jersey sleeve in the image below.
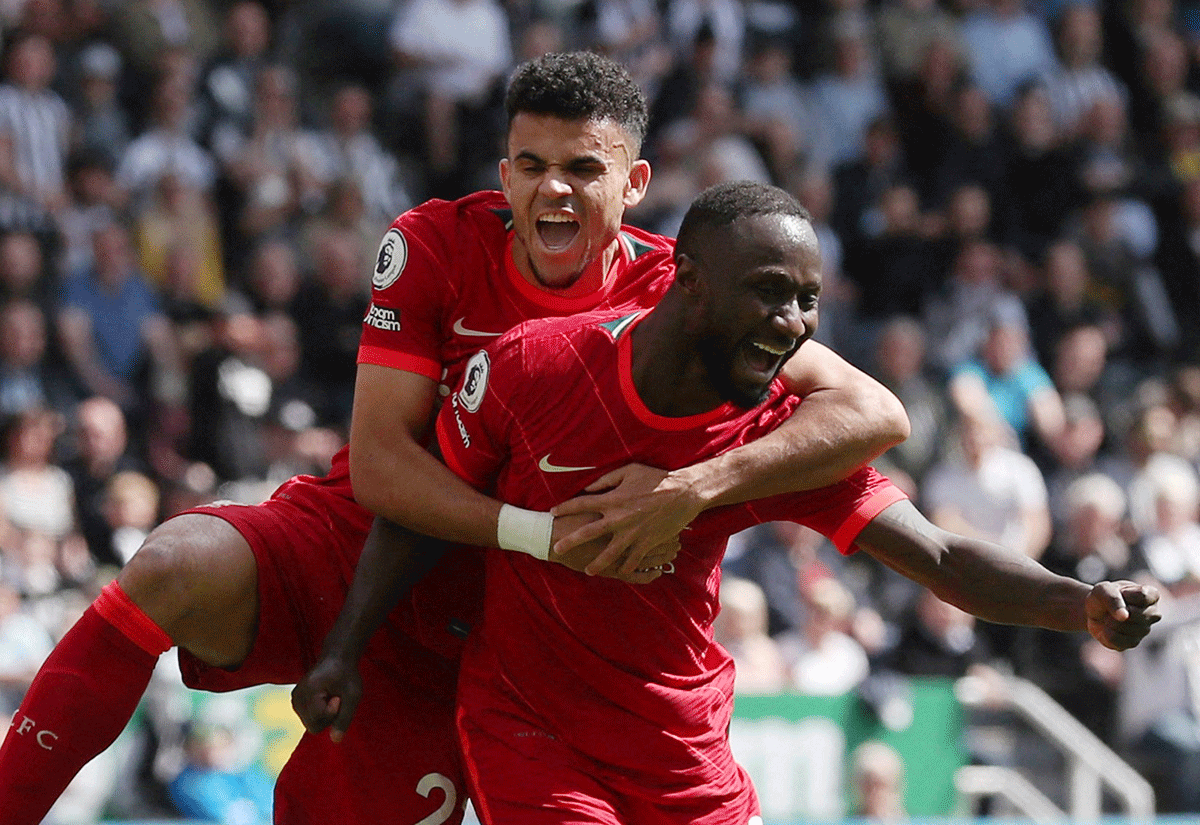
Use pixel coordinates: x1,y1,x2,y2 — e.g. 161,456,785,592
357,205,457,381
696,467,908,555
435,343,516,492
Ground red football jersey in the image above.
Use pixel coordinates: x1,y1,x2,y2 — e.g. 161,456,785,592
314,190,675,499
437,310,907,792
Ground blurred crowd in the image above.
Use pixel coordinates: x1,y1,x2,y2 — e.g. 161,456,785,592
0,0,1198,819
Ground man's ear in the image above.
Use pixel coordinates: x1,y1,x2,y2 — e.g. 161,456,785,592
674,253,702,295
498,157,511,199
623,159,652,208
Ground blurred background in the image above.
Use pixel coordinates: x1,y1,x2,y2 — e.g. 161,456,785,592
0,0,1199,821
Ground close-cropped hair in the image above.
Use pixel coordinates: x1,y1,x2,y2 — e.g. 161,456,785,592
676,181,812,255
504,51,648,152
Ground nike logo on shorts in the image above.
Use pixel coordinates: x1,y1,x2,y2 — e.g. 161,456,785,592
453,317,502,337
538,455,597,473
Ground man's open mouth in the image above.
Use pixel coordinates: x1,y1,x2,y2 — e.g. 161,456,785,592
537,214,580,250
744,340,792,374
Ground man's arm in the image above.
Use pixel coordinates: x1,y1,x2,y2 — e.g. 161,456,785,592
855,499,1160,650
350,364,506,547
553,340,910,574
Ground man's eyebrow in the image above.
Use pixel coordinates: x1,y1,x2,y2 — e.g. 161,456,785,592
512,150,607,167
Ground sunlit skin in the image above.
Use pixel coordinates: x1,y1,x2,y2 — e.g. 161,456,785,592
499,113,651,294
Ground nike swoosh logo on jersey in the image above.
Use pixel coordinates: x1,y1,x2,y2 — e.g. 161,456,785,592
538,455,597,473
453,317,503,337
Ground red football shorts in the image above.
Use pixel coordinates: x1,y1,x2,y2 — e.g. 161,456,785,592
459,697,762,825
174,476,470,825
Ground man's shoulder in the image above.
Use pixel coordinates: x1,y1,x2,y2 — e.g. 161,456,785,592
498,309,639,351
398,190,511,231
617,224,674,258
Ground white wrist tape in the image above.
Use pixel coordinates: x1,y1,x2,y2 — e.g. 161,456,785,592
497,504,553,561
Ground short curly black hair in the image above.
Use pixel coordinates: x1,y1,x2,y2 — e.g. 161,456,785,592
505,51,648,153
676,181,812,256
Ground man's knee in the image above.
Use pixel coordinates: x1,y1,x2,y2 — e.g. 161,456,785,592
118,514,258,662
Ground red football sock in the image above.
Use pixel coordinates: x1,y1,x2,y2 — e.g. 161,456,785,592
0,581,171,825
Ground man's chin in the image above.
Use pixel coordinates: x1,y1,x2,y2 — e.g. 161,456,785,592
531,260,585,290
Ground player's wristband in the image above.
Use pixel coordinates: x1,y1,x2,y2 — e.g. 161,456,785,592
497,504,554,561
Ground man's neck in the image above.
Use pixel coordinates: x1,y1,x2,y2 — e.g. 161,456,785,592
511,237,620,298
629,301,723,418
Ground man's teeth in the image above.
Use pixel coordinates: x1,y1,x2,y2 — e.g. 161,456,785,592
540,214,575,223
751,342,790,356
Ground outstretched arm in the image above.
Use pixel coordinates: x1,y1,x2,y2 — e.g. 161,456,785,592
552,340,910,574
855,499,1161,650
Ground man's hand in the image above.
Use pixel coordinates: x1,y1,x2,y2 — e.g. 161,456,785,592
291,657,363,743
1085,581,1162,651
551,464,702,576
550,510,678,583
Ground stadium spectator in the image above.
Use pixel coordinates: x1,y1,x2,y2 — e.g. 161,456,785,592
1003,82,1087,260
1017,472,1148,739
959,0,1057,108
387,0,512,197
0,579,53,716
0,31,70,228
70,42,131,170
210,63,323,247
1042,3,1126,135
290,230,368,427
875,0,963,83
0,300,75,420
167,721,273,824
133,172,225,309
309,83,412,230
0,407,74,541
809,20,891,168
116,72,216,210
108,0,220,98
714,576,789,694
196,1,273,150
848,740,908,821
62,396,146,568
739,40,829,178
0,229,56,317
870,316,948,490
781,575,872,695
922,239,1016,371
54,149,123,281
56,220,178,413
947,298,1067,453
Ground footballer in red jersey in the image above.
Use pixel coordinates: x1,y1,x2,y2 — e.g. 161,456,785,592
0,56,909,825
438,310,904,824
431,181,1158,824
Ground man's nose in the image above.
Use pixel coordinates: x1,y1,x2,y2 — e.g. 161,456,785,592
538,171,572,198
772,299,807,338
